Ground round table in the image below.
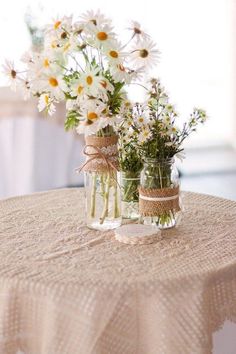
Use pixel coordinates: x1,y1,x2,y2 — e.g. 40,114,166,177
0,188,236,354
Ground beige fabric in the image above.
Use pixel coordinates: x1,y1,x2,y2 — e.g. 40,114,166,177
0,188,236,354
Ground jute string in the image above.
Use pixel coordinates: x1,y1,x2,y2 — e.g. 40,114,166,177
78,135,119,173
139,186,180,216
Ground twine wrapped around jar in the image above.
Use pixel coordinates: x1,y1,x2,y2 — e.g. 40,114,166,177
79,135,119,173
139,186,180,216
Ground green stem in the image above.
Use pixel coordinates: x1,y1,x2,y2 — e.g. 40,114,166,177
90,173,97,218
113,179,120,218
100,173,110,224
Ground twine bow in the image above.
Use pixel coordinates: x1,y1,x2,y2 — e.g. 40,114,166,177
76,144,118,174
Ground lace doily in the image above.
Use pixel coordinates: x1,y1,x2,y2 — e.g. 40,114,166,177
0,188,236,354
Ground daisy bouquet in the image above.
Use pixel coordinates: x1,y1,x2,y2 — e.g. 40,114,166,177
133,78,207,227
3,10,159,229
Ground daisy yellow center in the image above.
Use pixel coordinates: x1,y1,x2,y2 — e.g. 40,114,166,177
100,80,107,88
109,50,118,58
139,49,149,58
54,21,61,29
63,43,71,52
138,117,144,123
97,31,108,41
87,112,98,120
86,76,93,85
77,85,84,94
43,59,50,68
51,41,57,48
49,77,58,87
44,95,49,105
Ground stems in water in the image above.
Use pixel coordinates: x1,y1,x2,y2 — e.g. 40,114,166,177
100,173,110,224
90,173,97,217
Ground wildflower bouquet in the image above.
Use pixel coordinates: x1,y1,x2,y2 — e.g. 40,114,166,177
118,102,143,218
131,78,207,228
136,78,207,160
3,11,159,230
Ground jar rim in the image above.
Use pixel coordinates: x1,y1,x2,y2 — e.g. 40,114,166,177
144,157,174,163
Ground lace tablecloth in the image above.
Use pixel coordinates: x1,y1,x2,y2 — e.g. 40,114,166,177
0,188,236,354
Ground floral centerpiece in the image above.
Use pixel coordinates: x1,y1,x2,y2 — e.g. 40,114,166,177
133,78,207,228
3,11,159,230
118,102,143,219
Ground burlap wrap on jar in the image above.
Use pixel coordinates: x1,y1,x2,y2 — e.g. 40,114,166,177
139,186,180,216
80,135,119,173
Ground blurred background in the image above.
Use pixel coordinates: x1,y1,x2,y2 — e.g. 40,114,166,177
0,0,235,200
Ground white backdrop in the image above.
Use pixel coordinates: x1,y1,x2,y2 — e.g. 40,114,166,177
0,115,84,198
0,0,235,146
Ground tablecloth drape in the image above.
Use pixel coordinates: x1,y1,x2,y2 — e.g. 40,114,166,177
0,188,236,354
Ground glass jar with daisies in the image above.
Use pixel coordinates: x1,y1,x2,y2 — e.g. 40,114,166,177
136,78,207,229
4,11,160,230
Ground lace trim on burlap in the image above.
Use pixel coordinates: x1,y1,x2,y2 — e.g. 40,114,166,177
80,135,119,172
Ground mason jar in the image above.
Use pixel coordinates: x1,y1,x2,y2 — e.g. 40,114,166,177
84,170,122,231
120,171,140,219
139,158,181,229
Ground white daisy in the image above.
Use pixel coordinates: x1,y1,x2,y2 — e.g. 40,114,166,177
129,66,146,82
80,9,111,28
130,39,160,69
161,116,172,127
119,99,132,115
110,64,132,83
21,51,34,64
102,41,126,65
30,53,56,77
79,98,106,123
166,126,180,137
76,98,106,135
138,126,152,144
135,113,149,126
17,78,31,100
38,94,56,116
127,21,150,41
2,60,20,90
76,119,100,136
32,71,67,101
98,114,122,131
80,66,106,97
45,16,73,35
99,77,114,94
89,24,116,48
70,79,85,98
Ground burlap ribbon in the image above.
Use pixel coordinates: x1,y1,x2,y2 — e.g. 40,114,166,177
78,135,119,173
139,186,180,216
